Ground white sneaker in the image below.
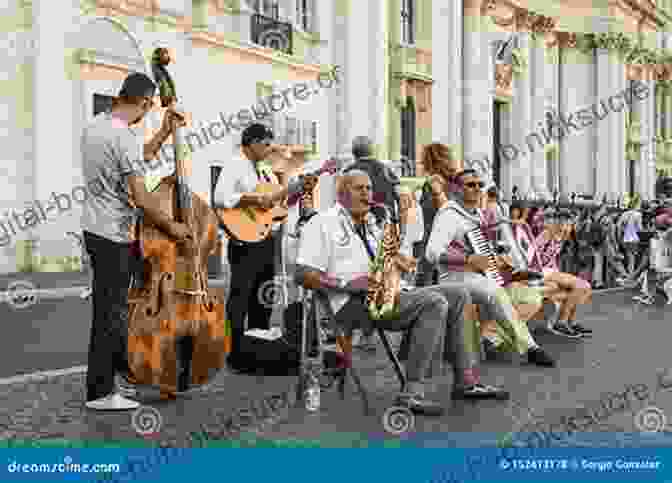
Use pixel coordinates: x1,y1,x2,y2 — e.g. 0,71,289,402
85,393,140,411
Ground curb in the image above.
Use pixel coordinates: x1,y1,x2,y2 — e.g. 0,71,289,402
0,278,229,301
0,365,87,386
593,286,631,295
0,280,624,301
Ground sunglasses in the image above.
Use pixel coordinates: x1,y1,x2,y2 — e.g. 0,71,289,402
464,182,485,189
140,97,155,109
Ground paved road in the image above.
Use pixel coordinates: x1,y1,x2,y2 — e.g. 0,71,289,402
0,296,91,378
1,289,672,450
0,278,249,379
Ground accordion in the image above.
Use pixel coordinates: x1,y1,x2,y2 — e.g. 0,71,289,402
465,226,506,287
465,222,544,287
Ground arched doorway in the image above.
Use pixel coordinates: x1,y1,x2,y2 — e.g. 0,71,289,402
401,98,416,176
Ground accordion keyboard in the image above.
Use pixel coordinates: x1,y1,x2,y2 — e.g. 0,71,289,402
466,227,505,287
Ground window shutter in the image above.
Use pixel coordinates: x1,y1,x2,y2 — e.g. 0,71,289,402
286,116,297,145
311,120,318,152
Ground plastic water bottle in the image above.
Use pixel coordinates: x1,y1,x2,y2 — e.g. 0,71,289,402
305,370,320,412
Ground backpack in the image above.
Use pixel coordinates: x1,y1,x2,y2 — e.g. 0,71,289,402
227,303,304,376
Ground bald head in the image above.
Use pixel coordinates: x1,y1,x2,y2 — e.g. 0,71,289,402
337,169,371,197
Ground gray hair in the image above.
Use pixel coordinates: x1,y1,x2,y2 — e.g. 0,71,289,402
337,169,371,196
352,136,374,159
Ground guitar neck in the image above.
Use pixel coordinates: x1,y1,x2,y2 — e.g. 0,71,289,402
269,165,330,203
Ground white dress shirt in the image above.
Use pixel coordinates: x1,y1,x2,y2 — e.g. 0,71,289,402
297,203,415,315
213,156,282,233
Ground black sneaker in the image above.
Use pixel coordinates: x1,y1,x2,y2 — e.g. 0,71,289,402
452,384,510,400
569,323,593,336
395,394,444,416
527,347,556,367
547,322,582,339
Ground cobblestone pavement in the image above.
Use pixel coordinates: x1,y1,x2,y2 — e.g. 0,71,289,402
2,290,672,447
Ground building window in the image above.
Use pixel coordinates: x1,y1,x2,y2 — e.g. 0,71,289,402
400,0,415,45
493,101,503,188
93,93,114,117
401,98,416,174
296,0,312,31
274,115,318,151
253,0,279,18
628,159,637,196
251,6,293,54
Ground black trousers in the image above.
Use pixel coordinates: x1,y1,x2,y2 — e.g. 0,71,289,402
226,234,276,356
84,231,134,401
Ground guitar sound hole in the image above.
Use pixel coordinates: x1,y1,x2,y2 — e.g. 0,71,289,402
146,308,152,316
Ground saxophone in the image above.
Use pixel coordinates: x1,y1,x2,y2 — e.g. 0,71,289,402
367,215,402,321
367,192,416,321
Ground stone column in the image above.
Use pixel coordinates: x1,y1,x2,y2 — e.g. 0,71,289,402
433,0,462,147
369,0,387,158
332,1,350,161
462,2,493,184
530,35,550,197
560,38,595,196
508,33,532,195
639,79,657,199
618,56,628,196
595,48,613,196
546,38,560,194
498,101,514,197
33,0,80,259
666,33,672,139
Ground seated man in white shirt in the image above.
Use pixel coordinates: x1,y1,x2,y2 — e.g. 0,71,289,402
295,170,509,416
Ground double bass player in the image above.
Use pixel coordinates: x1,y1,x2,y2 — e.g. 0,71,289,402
81,72,188,410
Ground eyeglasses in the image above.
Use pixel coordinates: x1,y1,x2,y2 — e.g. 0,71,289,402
464,182,485,189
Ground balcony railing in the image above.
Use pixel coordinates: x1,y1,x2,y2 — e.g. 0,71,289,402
251,13,293,55
274,116,317,151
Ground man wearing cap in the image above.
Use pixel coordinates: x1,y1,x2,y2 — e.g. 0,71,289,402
213,123,305,371
81,72,189,410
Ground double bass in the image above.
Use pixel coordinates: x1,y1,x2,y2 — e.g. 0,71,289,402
126,47,229,398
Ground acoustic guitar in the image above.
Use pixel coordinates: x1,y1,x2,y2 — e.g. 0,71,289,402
217,157,338,243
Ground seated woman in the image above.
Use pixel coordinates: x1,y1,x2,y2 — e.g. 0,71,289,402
510,205,593,338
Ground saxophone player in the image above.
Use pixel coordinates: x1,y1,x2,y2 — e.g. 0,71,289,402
295,170,509,416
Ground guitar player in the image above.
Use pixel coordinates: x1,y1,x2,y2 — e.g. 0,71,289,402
213,123,304,371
